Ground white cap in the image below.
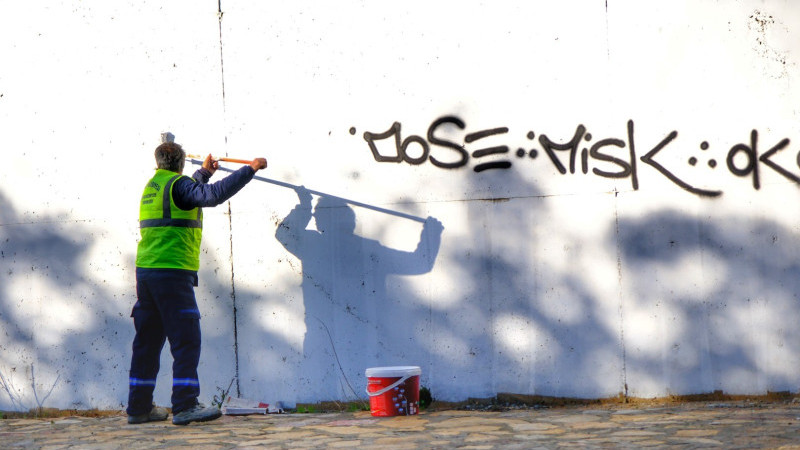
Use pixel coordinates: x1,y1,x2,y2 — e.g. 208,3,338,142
161,132,175,143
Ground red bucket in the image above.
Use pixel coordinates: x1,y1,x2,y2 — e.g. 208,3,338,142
365,366,421,417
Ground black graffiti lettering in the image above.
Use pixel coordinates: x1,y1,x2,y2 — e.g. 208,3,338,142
626,120,640,190
358,117,794,197
759,137,798,183
473,156,511,172
538,125,586,175
363,121,431,165
641,129,723,197
586,120,639,190
364,122,403,163
401,135,430,165
467,127,511,172
465,127,509,143
727,131,799,188
428,116,469,169
590,138,630,178
474,161,512,172
472,146,508,158
581,148,589,175
726,130,760,189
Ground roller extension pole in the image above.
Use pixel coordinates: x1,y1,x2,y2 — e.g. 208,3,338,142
185,153,253,165
186,158,426,223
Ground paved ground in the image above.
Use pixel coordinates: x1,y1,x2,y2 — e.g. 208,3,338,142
3,401,800,448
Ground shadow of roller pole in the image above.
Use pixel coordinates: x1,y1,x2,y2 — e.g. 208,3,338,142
164,129,424,223
186,158,427,223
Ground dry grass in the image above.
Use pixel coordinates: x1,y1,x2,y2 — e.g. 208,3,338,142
3,390,798,419
426,390,799,411
0,408,123,419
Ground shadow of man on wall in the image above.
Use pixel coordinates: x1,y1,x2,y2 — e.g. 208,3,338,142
275,186,443,402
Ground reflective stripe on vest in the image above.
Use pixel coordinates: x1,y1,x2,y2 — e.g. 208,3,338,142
140,173,202,228
136,170,203,271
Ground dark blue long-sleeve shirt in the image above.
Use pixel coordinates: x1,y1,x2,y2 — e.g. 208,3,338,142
173,166,256,210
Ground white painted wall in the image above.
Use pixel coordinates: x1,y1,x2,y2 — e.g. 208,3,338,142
0,0,798,410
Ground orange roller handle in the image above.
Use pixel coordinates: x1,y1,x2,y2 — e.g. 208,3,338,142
186,153,253,165
216,157,253,165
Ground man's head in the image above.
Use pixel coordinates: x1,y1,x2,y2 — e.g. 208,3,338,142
155,142,185,173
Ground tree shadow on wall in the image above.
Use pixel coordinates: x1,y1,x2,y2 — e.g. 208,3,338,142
438,180,800,400
274,186,443,402
615,210,800,396
265,160,800,402
268,166,629,403
423,159,800,400
418,168,630,400
0,190,132,411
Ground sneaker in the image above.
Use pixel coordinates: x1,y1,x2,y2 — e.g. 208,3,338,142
172,403,222,426
127,404,169,424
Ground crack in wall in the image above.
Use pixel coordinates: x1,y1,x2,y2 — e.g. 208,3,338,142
604,0,611,60
613,191,629,401
217,1,227,113
226,203,241,398
216,0,241,398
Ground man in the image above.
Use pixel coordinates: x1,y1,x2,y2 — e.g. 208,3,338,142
127,141,267,425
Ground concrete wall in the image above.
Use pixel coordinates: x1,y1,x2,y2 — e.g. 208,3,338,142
0,0,798,410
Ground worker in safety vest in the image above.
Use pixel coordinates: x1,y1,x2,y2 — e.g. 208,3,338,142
127,141,267,425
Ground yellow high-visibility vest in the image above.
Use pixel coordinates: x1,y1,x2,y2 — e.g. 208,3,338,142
136,169,203,271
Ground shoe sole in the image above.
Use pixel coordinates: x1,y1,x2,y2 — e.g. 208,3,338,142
128,416,169,425
172,411,222,426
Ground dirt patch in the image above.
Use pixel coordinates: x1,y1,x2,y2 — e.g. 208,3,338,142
1,408,124,420
4,390,798,418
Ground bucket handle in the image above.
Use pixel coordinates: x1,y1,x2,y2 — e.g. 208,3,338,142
366,375,411,397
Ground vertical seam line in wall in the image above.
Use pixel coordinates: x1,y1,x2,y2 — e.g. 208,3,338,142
608,0,625,399
609,0,626,398
604,0,611,60
217,1,227,113
485,207,496,395
217,0,241,398
613,190,628,401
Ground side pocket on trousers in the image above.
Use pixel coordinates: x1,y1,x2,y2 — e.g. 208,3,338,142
130,302,141,318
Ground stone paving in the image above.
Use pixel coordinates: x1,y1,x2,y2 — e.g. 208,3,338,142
3,401,800,448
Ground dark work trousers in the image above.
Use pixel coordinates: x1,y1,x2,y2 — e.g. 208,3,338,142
127,269,202,416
